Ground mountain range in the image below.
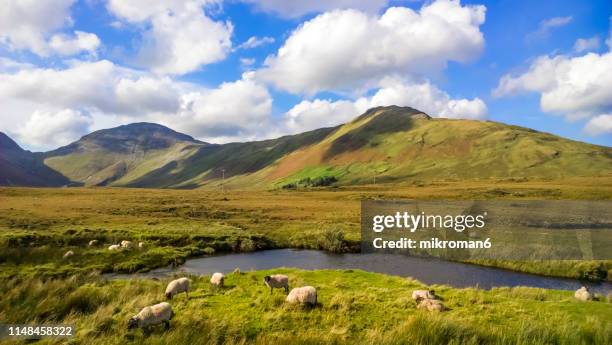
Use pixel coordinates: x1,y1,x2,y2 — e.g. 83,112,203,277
1,106,611,189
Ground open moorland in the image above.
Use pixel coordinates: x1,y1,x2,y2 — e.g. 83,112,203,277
1,176,611,280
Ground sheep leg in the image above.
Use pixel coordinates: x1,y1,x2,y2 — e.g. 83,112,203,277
164,321,170,330
284,286,289,294
270,287,273,295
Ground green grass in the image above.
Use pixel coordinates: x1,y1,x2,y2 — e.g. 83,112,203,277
1,269,610,345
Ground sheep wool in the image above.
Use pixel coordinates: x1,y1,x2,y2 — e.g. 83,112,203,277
286,286,317,305
412,290,436,301
210,272,225,286
165,277,190,299
108,244,121,251
264,274,289,294
138,242,145,249
574,286,593,301
88,240,98,247
63,250,74,258
128,302,174,330
120,240,133,249
417,298,445,312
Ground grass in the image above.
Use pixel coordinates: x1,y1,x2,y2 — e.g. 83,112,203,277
1,177,611,280
0,268,610,345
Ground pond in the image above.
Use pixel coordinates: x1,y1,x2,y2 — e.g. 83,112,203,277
107,249,612,294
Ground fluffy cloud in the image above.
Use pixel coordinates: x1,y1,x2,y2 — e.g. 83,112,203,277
574,36,600,53
283,79,487,133
494,52,612,121
241,0,389,18
0,0,99,56
15,109,93,148
257,0,485,94
0,60,274,148
584,114,612,136
49,31,100,56
107,0,232,75
170,75,273,141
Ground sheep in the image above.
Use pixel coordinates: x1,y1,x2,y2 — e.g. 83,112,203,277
165,277,190,300
263,274,289,294
138,242,145,249
574,286,593,301
286,286,317,306
88,240,99,247
108,244,121,251
63,250,74,259
121,240,133,249
416,297,445,312
127,302,174,333
412,290,436,301
210,272,225,287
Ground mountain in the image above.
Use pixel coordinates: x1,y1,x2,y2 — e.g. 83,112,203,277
42,123,206,186
2,106,611,188
0,132,69,186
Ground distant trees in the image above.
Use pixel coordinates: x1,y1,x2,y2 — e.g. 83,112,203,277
282,176,338,189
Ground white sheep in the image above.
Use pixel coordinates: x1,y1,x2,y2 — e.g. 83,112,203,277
210,272,225,287
63,250,74,258
286,286,317,306
127,302,174,332
108,244,121,251
412,290,436,301
138,242,145,249
574,286,593,301
88,240,99,247
416,297,445,312
121,240,133,249
165,277,190,300
263,274,289,294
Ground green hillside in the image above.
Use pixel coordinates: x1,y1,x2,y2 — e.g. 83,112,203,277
4,106,611,188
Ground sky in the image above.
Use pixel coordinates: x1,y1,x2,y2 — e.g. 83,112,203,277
0,0,611,151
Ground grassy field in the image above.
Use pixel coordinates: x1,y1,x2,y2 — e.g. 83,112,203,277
1,176,611,280
1,269,611,345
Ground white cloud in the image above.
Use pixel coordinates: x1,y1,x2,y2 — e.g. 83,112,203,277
107,0,233,75
16,109,93,149
170,75,273,141
584,114,612,136
236,36,275,50
0,0,74,55
494,52,612,121
573,36,600,53
241,0,389,18
527,16,573,42
283,79,487,133
49,31,100,56
0,0,100,57
240,57,256,67
257,0,486,94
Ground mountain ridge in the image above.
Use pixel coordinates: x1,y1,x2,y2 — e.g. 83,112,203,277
1,106,611,188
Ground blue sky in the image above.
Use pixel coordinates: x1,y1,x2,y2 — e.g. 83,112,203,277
0,0,610,151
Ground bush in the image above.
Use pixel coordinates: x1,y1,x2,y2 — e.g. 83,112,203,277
318,228,348,253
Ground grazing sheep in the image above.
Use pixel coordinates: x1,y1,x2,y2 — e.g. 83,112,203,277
121,240,133,249
88,240,99,247
138,242,145,249
412,290,436,301
416,297,445,312
63,250,74,259
286,286,317,306
574,286,593,301
127,302,174,333
210,272,225,287
165,277,190,300
263,274,289,294
108,244,121,251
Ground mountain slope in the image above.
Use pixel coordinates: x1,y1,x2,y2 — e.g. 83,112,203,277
3,106,611,189
42,123,206,186
0,132,69,186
